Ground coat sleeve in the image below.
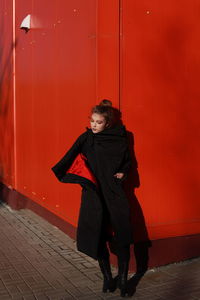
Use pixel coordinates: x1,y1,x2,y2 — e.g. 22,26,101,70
51,132,87,182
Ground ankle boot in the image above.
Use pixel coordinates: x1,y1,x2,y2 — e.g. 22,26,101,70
117,258,129,297
98,257,116,293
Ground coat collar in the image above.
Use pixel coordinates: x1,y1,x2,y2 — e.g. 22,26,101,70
85,124,127,146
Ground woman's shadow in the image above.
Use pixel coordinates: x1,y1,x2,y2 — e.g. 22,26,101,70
124,130,152,296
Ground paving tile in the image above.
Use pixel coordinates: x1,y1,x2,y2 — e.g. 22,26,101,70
0,201,200,300
34,295,49,300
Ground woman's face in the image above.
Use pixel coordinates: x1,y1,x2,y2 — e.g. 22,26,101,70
90,113,108,133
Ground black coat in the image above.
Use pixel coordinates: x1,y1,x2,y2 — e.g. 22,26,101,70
51,124,133,260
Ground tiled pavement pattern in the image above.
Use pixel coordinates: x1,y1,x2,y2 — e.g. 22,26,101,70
0,201,200,300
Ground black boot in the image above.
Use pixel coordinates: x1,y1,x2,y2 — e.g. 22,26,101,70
117,258,130,297
98,257,116,293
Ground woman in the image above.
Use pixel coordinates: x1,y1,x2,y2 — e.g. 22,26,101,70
51,100,133,297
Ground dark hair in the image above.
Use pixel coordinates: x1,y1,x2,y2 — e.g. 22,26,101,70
90,99,122,128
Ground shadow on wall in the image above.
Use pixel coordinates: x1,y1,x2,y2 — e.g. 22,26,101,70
125,130,152,271
0,15,18,184
124,130,152,296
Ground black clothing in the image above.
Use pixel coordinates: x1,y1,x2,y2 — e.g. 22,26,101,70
97,194,130,261
51,124,133,260
97,235,130,261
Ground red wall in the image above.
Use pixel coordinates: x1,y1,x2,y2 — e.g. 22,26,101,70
0,0,200,246
0,0,15,188
120,0,200,239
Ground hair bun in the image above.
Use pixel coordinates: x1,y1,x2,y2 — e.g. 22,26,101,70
99,99,112,107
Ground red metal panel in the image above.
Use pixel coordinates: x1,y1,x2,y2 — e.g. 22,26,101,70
0,0,15,187
15,0,60,214
50,0,97,221
121,0,200,239
14,0,98,225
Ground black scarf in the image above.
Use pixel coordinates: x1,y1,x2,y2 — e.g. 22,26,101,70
85,124,128,148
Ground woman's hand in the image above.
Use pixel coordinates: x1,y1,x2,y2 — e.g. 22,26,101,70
114,172,124,179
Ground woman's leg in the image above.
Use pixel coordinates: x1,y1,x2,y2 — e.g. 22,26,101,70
116,244,130,297
97,228,110,259
97,207,117,293
116,243,130,261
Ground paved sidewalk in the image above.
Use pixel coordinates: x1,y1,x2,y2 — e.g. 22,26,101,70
0,201,199,300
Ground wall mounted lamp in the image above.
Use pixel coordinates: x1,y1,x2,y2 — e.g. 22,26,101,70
20,14,31,33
